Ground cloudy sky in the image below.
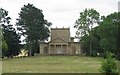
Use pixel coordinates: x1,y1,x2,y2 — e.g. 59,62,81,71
0,0,119,37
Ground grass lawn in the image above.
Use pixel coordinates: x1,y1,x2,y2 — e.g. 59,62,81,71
118,61,120,74
2,56,118,73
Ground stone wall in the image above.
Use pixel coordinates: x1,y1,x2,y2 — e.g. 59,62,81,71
39,43,48,55
51,28,70,42
69,42,81,55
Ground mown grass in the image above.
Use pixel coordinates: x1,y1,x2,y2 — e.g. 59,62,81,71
2,56,118,73
119,61,120,74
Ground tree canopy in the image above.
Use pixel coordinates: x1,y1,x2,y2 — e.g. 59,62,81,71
74,9,119,60
16,3,52,56
74,8,100,56
0,8,20,57
98,12,120,59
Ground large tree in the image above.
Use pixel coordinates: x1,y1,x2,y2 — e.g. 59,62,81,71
0,8,2,57
0,8,20,57
16,3,51,56
97,12,119,59
118,12,120,60
81,26,102,56
74,8,100,55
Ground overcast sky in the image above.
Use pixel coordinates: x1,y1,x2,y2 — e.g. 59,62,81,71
0,0,119,37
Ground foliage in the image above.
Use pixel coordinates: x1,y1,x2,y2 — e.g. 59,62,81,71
81,26,102,56
97,12,119,58
74,9,119,59
74,8,100,37
100,52,118,73
3,28,20,57
117,12,120,60
2,37,8,57
16,3,51,56
0,8,20,57
74,8,100,56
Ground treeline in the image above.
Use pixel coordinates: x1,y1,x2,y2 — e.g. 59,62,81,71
0,3,51,57
74,9,120,60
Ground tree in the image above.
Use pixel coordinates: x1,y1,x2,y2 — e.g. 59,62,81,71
74,8,100,55
117,12,120,60
16,3,51,56
4,27,20,57
2,36,8,57
100,52,118,74
1,8,20,57
0,9,2,57
97,12,119,57
80,26,102,56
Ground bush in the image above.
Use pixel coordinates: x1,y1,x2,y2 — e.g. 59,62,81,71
100,52,118,73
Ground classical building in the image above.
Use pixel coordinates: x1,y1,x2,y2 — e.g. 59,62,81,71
39,27,81,55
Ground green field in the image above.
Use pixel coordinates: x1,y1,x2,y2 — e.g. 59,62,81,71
2,56,119,73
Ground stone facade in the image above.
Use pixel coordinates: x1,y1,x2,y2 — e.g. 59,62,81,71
39,28,81,55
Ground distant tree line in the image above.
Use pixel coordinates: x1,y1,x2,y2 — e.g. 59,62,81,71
74,8,120,60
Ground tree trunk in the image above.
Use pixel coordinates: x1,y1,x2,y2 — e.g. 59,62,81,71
29,40,32,56
90,42,92,56
89,25,92,56
89,31,92,56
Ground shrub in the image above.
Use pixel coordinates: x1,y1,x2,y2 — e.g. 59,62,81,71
100,52,118,73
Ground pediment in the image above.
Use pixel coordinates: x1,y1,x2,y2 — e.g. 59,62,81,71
51,38,67,43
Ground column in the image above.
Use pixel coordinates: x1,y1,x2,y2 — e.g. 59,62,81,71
48,44,50,54
54,44,56,54
61,44,63,54
67,44,69,54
